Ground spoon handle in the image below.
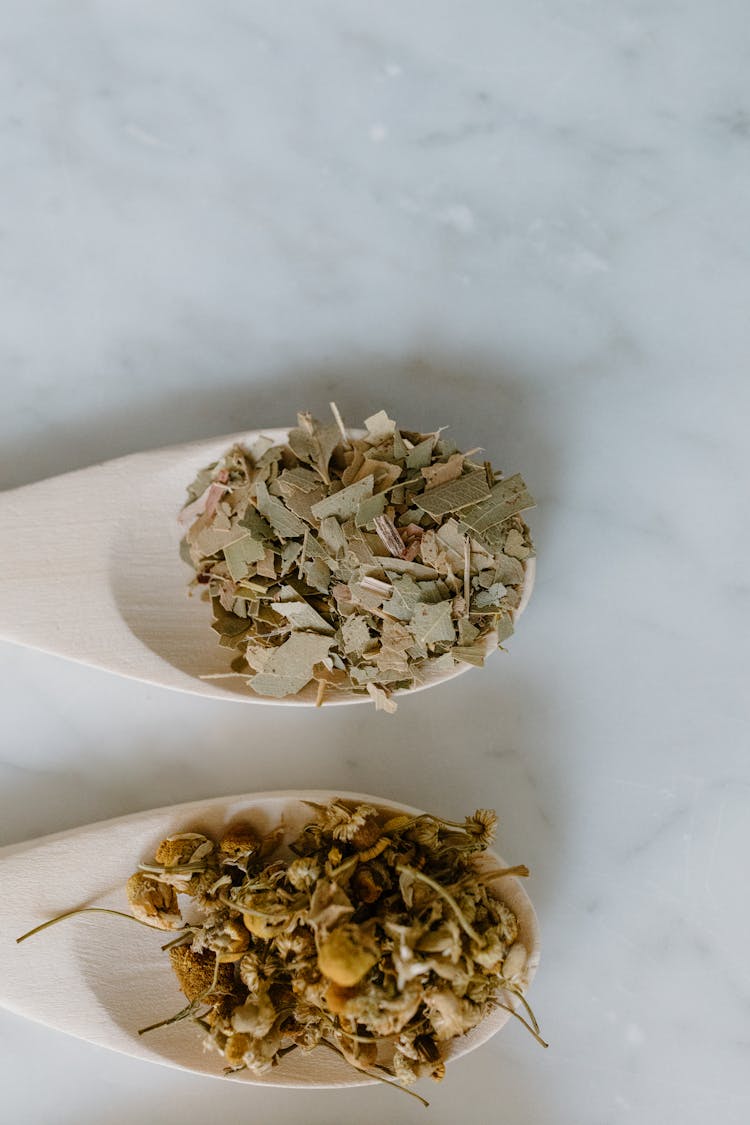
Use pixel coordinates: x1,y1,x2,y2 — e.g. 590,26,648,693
0,452,233,697
0,464,129,651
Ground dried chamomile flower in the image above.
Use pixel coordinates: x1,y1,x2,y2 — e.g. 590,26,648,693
180,406,535,710
126,874,182,930
231,985,276,1038
229,1030,283,1075
168,946,235,1002
237,950,263,991
405,816,441,850
201,916,250,962
219,824,261,863
423,989,483,1041
224,1032,252,1068
316,923,380,987
286,856,321,891
501,941,529,984
351,862,388,904
465,809,498,847
148,833,215,891
155,833,214,868
16,798,540,1099
392,1049,419,1086
328,802,381,847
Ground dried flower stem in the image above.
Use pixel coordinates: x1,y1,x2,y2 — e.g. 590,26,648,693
478,864,530,881
138,999,200,1036
501,981,541,1033
463,534,471,603
138,861,209,875
16,907,181,945
161,930,195,952
139,957,221,1037
318,1040,430,1108
396,865,483,944
491,1000,549,1048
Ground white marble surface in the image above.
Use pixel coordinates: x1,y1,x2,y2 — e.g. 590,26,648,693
1,2,749,1122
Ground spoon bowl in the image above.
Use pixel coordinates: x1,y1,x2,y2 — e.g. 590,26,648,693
0,790,541,1088
0,431,535,704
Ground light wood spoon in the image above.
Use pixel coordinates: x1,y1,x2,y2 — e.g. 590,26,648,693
0,789,541,1089
0,431,535,704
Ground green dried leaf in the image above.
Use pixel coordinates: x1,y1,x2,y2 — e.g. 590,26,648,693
185,464,217,504
254,481,307,539
492,554,526,586
237,506,274,539
458,617,480,644
355,492,386,527
278,466,322,493
384,575,422,622
318,516,348,557
415,469,491,518
392,429,408,461
340,614,373,655
248,633,334,697
370,558,438,579
272,600,335,634
451,644,487,667
210,598,253,640
503,528,532,560
473,582,507,609
406,437,435,469
301,556,332,593
190,525,238,557
311,475,374,520
458,474,535,535
496,614,514,644
223,533,267,581
410,602,455,647
280,540,302,571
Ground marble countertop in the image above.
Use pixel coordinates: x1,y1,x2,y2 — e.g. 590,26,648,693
1,2,749,1123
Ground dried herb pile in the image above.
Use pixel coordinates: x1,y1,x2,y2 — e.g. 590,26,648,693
180,408,535,709
125,800,542,1092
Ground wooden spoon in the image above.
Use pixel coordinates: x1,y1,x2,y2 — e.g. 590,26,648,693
0,430,535,704
0,790,541,1089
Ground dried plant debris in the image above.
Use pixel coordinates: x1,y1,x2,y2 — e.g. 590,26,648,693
179,407,535,708
138,802,543,1094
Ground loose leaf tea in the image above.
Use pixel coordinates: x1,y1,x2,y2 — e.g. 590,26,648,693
180,408,535,708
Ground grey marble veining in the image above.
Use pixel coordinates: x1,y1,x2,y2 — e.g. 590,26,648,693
1,2,749,1123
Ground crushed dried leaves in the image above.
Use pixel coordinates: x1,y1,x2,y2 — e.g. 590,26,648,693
180,407,535,708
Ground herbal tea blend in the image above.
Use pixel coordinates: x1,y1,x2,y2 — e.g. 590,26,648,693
179,408,535,709
16,800,543,1098
121,800,543,1094
16,800,544,1100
